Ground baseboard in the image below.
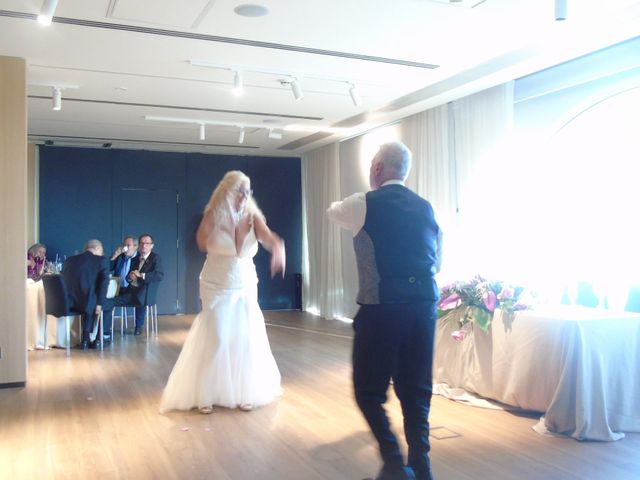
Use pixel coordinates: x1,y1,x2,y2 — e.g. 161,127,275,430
0,381,26,389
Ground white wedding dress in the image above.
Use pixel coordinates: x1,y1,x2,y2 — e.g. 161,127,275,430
159,224,281,413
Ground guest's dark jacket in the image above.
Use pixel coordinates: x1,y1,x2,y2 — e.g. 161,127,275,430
62,251,110,315
128,251,164,304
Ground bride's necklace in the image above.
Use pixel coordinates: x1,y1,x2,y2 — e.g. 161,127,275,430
233,209,244,224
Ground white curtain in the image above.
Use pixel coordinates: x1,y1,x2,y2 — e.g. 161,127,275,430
338,126,402,318
400,105,457,283
301,143,347,320
301,83,514,320
449,82,515,281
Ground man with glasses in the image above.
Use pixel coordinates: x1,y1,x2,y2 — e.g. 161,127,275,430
102,233,164,337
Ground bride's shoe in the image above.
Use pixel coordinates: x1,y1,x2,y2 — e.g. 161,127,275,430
198,406,213,414
238,404,253,412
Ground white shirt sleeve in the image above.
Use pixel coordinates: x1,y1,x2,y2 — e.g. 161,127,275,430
326,192,366,236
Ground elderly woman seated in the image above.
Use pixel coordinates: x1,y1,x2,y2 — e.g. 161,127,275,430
27,243,47,280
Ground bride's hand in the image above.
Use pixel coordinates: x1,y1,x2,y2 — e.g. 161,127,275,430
270,240,286,279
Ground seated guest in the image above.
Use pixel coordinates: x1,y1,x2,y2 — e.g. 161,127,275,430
62,239,110,350
27,243,47,280
102,234,164,336
104,235,139,337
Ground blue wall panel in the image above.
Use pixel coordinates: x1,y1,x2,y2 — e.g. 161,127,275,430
39,148,113,260
39,146,301,314
246,156,303,310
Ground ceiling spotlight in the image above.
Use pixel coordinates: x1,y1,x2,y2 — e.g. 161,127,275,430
37,0,59,25
232,71,244,96
199,124,205,141
52,87,62,111
554,0,567,21
348,83,361,107
268,129,283,140
234,4,270,17
238,128,245,144
290,78,304,101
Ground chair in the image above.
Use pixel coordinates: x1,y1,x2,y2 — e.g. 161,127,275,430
144,282,160,339
97,276,121,347
41,274,82,356
113,306,134,335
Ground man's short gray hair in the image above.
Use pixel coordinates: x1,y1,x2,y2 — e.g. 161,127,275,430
377,142,412,180
84,239,103,251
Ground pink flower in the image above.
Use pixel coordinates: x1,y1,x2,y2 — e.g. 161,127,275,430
482,290,497,312
498,286,515,300
438,293,461,311
452,330,467,341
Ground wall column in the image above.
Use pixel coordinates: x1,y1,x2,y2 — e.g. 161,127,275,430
0,56,27,387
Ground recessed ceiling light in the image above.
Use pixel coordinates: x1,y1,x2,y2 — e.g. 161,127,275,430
234,4,270,17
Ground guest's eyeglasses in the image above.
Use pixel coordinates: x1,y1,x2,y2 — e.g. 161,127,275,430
235,188,253,197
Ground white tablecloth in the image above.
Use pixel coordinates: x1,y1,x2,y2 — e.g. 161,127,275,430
26,279,80,349
433,305,640,441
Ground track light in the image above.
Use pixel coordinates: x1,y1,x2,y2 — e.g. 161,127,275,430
348,83,361,107
555,0,567,21
232,71,244,96
290,78,304,101
199,124,205,141
52,87,62,111
268,129,283,140
238,128,245,144
37,0,59,25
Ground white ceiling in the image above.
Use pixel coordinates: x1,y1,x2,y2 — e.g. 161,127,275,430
1,0,638,156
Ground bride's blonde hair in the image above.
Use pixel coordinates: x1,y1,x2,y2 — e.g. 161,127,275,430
204,170,263,225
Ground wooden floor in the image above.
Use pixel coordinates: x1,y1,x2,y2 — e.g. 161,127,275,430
1,311,639,480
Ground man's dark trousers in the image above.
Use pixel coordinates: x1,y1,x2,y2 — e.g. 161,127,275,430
353,301,437,480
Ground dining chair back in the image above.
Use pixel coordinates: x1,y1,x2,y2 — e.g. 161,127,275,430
41,274,81,355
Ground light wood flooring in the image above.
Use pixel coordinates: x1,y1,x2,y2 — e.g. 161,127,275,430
1,311,639,480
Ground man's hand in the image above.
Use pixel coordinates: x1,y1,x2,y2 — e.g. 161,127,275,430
94,305,102,316
270,240,286,279
110,246,123,261
127,270,142,282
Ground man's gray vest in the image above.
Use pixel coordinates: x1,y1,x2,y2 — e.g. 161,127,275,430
353,184,440,305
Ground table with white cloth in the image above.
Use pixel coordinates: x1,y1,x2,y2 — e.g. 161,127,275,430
433,305,640,441
26,279,80,350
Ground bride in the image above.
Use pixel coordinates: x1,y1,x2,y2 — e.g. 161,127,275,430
159,170,285,414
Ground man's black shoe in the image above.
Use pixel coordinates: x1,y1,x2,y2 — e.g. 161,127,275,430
74,340,90,350
134,327,142,336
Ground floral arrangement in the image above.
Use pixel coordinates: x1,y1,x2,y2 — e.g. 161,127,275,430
438,275,534,340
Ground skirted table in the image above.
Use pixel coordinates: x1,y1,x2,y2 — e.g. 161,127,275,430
433,305,640,441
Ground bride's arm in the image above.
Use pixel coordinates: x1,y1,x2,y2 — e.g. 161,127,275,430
196,211,215,253
254,215,285,278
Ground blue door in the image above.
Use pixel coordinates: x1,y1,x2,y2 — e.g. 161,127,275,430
121,188,178,315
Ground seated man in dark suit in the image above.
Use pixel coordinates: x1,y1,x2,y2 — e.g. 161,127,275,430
103,233,164,336
62,239,110,350
104,235,139,338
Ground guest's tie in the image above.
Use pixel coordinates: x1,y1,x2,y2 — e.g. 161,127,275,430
120,257,131,288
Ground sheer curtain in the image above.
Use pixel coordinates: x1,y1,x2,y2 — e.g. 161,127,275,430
301,83,514,320
449,82,515,280
301,143,347,320
400,105,457,283
338,126,401,318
